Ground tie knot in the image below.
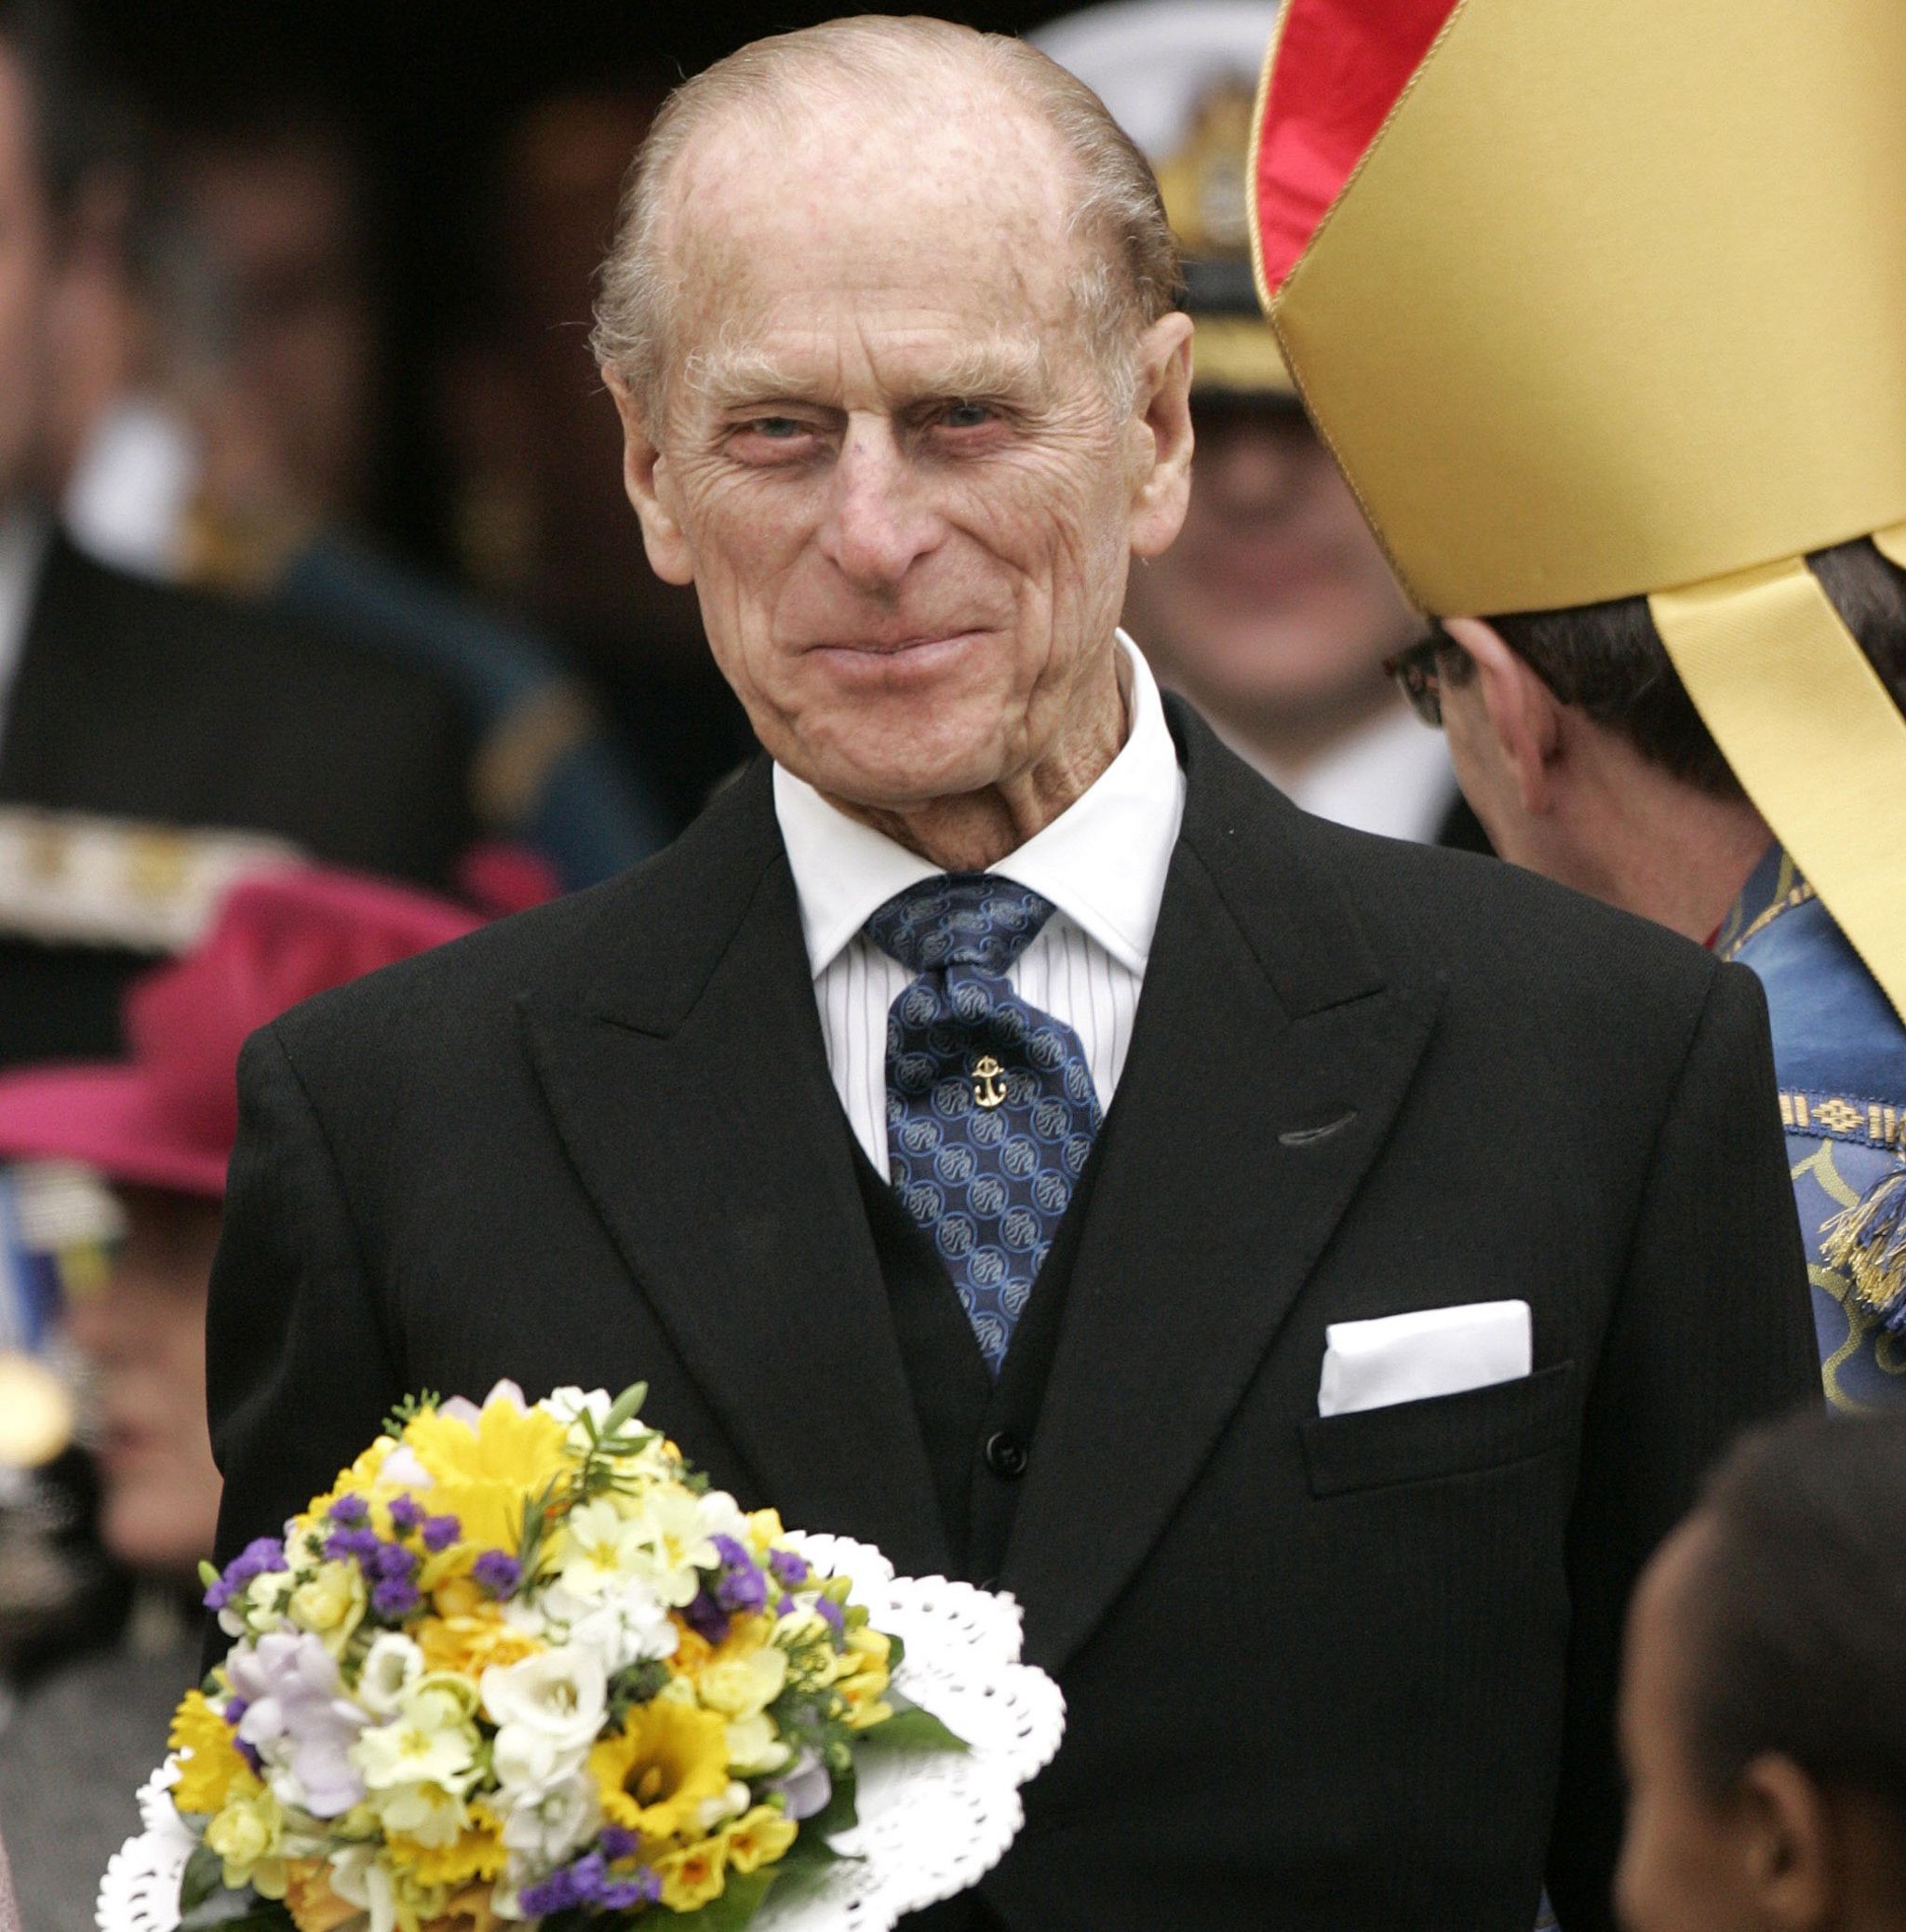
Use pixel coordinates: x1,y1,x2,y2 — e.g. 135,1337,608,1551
864,874,1056,977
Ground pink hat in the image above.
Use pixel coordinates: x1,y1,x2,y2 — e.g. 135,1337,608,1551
0,868,484,1197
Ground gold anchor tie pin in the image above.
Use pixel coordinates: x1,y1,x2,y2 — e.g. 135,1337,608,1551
971,1054,1007,1108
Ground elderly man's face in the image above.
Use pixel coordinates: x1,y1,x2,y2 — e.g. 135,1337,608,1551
612,96,1191,812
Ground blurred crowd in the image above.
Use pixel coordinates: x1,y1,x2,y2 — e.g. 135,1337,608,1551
0,1,1899,1929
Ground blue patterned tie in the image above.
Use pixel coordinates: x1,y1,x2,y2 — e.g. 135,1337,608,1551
865,875,1104,1375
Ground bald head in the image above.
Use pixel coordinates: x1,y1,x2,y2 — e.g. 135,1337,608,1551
592,15,1180,422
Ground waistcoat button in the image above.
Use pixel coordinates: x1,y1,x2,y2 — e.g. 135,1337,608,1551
984,1429,1029,1479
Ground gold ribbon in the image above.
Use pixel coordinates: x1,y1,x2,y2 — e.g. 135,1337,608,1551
1650,531,1906,1025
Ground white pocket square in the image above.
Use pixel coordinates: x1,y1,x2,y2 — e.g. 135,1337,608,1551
1317,1299,1533,1418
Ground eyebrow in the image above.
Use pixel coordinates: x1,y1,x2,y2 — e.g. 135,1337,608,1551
685,335,1052,414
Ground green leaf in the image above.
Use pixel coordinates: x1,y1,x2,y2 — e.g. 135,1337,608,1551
859,1705,969,1753
179,1845,226,1912
599,1381,650,1439
668,1866,779,1930
802,1761,859,1841
197,1558,221,1591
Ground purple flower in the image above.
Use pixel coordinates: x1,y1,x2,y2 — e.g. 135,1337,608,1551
323,1525,380,1563
222,1697,248,1728
769,1549,810,1590
683,1590,730,1644
472,1550,522,1599
327,1495,368,1524
814,1596,845,1642
421,1513,461,1551
386,1495,424,1534
371,1541,417,1581
709,1534,769,1614
372,1576,423,1620
204,1536,285,1612
224,1632,367,1818
599,1825,640,1861
603,1870,662,1910
766,1747,834,1821
519,1848,663,1916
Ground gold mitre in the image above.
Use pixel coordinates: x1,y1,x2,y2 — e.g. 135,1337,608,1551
1250,0,1906,1018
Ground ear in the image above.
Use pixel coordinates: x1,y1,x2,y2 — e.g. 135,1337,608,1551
601,365,695,587
1733,1753,1836,1929
1441,616,1565,819
1127,311,1196,559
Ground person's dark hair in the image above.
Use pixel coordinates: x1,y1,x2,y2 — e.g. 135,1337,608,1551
1675,1409,1906,1828
1439,537,1906,800
0,0,105,221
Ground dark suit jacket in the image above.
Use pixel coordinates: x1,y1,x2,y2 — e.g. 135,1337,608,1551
207,704,1815,1931
0,535,474,1064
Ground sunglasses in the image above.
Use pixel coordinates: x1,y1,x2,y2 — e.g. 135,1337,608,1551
1383,632,1448,728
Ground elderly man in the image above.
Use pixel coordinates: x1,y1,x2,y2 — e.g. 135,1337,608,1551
208,19,1815,1929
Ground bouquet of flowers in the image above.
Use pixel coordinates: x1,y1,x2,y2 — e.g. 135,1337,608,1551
146,1381,1013,1931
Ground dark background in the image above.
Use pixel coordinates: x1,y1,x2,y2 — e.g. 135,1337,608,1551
67,1,1067,566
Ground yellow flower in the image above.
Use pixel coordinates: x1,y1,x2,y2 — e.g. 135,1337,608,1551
414,1609,542,1679
204,1786,287,1893
288,1560,369,1655
282,1861,359,1932
835,1627,893,1730
401,1394,570,1554
745,1509,786,1558
302,1436,396,1524
589,1698,732,1842
723,1804,799,1874
654,1831,731,1911
168,1690,258,1816
385,1805,507,1888
420,1884,505,1932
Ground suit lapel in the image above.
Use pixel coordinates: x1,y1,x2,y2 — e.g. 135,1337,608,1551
520,766,951,1579
1001,710,1444,1672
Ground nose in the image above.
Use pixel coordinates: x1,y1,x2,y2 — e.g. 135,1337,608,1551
816,418,945,589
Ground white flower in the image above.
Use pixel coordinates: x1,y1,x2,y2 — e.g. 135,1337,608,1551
479,1646,607,1753
491,1724,586,1794
555,1498,648,1601
694,1780,754,1835
377,1780,469,1847
724,1711,792,1777
624,1487,719,1607
565,1582,680,1676
696,1489,750,1543
498,1769,602,1862
542,1387,613,1453
356,1634,424,1718
378,1444,434,1491
329,1846,398,1932
352,1684,480,1794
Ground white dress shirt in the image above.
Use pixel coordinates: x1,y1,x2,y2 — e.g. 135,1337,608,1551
1218,700,1462,845
774,633,1186,1180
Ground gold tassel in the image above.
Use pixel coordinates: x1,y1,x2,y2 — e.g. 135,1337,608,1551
1821,1165,1906,1332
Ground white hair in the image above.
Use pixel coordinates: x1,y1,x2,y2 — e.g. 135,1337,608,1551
591,14,1182,423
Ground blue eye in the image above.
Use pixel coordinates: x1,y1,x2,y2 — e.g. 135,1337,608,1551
751,417,805,438
941,402,993,430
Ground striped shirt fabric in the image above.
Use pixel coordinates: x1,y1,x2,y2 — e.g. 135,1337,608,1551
773,633,1186,1180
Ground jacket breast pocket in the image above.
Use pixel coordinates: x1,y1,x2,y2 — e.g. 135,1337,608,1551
1299,1359,1578,1499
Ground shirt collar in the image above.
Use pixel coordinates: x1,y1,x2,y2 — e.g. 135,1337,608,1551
773,632,1186,978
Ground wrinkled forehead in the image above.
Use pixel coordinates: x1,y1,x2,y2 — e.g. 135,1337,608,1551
660,94,1095,380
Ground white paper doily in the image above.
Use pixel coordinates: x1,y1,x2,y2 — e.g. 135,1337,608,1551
97,1537,1063,1932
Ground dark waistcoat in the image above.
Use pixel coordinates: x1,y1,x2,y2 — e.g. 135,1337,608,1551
851,1124,1107,1932
849,1126,1108,1586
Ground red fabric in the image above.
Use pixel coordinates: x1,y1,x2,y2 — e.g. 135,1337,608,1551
0,867,484,1197
1255,0,1461,296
